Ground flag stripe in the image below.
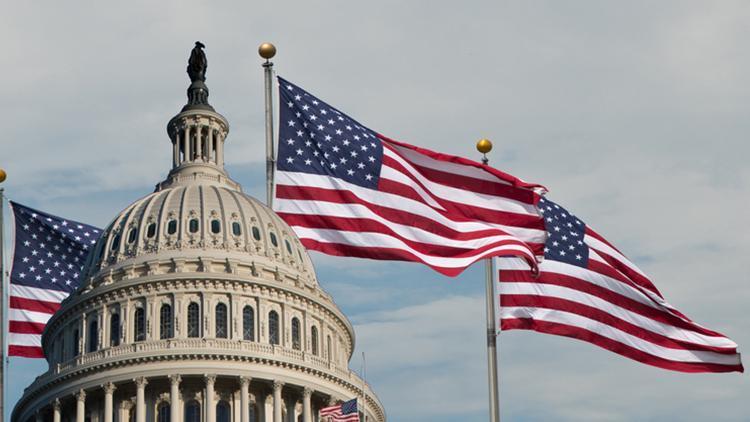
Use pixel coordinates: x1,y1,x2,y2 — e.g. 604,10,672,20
9,296,61,314
501,318,743,373
9,320,47,335
8,345,44,359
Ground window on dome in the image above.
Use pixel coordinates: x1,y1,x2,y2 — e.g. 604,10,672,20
185,401,201,422
217,401,231,422
327,335,332,362
134,307,146,342
146,222,157,238
110,233,120,251
72,328,80,356
160,304,173,339
243,305,255,341
252,226,261,241
232,221,242,236
268,310,280,345
110,313,120,347
88,317,98,353
298,249,303,262
187,303,200,338
127,227,138,244
157,402,170,422
285,239,293,254
215,303,228,338
167,219,177,235
211,219,221,234
311,326,319,356
291,317,301,350
270,232,278,247
189,218,199,233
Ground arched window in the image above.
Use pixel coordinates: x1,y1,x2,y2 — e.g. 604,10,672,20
160,304,173,339
127,227,138,244
243,306,255,341
215,303,228,338
185,400,200,422
327,335,332,362
285,239,293,254
134,307,146,342
291,317,301,350
232,221,242,236
211,219,221,234
157,402,170,422
110,233,120,251
88,317,98,352
270,232,278,247
187,303,200,338
110,313,120,347
72,328,80,356
251,226,261,241
167,219,177,235
268,310,280,345
217,401,230,422
189,218,199,233
146,222,157,238
311,326,319,356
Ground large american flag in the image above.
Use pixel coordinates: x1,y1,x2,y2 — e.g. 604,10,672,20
274,77,546,276
319,398,359,422
8,201,100,358
498,197,743,373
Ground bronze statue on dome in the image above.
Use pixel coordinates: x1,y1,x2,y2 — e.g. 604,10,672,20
187,41,207,82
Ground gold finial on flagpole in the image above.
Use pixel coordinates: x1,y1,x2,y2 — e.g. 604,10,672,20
258,42,277,61
0,168,6,183
476,138,492,165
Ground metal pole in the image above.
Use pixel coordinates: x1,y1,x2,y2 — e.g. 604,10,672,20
362,352,367,422
259,43,277,208
0,187,5,422
477,140,500,422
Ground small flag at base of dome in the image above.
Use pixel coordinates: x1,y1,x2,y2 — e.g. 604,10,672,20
320,398,360,422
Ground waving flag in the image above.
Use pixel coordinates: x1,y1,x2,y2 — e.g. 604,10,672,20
320,398,360,422
8,202,100,358
499,197,743,373
274,77,546,276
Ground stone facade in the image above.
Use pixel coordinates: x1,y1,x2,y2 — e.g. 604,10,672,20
12,56,385,422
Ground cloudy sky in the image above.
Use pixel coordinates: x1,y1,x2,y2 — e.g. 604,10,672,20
2,1,749,420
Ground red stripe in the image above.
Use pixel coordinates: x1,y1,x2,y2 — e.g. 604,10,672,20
500,295,736,354
590,246,663,299
382,152,536,206
378,176,543,229
276,184,545,249
8,345,44,359
499,270,726,338
9,320,47,335
501,318,743,373
380,135,545,191
301,238,502,277
280,212,535,259
9,296,60,314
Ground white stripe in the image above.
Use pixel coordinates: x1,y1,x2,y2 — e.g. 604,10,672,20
8,333,42,347
9,308,54,324
386,142,516,186
276,198,530,250
500,307,741,365
293,226,535,269
500,282,737,348
382,147,539,216
10,284,68,303
276,171,546,243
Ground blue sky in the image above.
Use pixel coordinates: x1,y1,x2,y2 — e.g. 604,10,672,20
2,1,749,420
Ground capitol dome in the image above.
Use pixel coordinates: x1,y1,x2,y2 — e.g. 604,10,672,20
12,44,385,422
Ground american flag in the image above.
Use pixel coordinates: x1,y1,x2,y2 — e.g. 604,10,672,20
320,398,359,422
274,77,546,276
8,201,100,358
498,197,743,373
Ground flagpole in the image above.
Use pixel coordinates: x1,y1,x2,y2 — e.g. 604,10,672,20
362,351,367,422
0,168,7,422
477,139,500,422
259,42,277,208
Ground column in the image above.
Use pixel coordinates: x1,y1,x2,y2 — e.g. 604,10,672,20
272,380,284,422
240,376,251,422
207,126,214,164
103,382,116,422
216,133,224,167
302,388,312,422
196,125,203,161
205,374,217,422
182,125,190,164
169,375,181,422
172,135,180,168
135,376,148,422
75,389,86,422
53,399,61,422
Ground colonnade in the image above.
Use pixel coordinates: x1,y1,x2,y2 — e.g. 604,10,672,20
33,374,336,422
171,120,225,169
